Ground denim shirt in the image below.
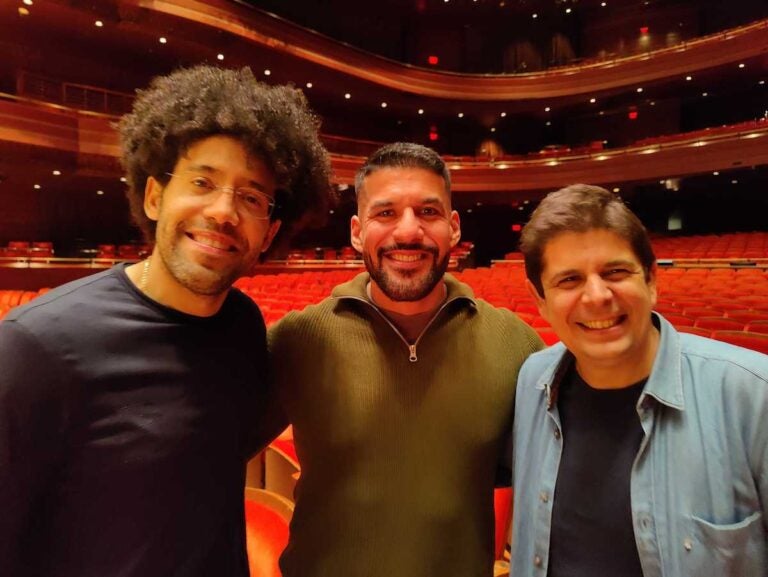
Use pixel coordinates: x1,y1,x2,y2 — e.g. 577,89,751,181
510,313,768,577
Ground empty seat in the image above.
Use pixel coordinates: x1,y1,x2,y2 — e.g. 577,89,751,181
244,488,293,577
694,317,745,331
710,331,768,355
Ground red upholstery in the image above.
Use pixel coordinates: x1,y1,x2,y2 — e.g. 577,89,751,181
694,317,745,331
244,489,293,577
711,331,768,355
494,488,513,560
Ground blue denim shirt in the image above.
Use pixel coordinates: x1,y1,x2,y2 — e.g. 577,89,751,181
510,313,768,577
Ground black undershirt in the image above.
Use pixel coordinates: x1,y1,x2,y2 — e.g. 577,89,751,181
547,367,646,577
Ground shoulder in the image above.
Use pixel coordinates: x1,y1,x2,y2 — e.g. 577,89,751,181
519,344,567,382
3,267,123,338
472,299,545,351
268,296,337,341
678,333,768,384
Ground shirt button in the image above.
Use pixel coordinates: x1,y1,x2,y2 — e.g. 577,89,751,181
683,538,693,552
553,428,561,440
534,555,543,567
539,491,549,503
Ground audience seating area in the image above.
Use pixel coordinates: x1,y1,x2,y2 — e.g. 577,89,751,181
3,261,768,353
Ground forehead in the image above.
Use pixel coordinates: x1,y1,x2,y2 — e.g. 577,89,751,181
541,229,641,273
177,135,274,179
359,167,449,208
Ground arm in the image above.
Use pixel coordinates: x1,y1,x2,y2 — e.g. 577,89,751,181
0,322,68,574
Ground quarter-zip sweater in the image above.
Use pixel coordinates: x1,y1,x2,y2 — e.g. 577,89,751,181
268,272,543,577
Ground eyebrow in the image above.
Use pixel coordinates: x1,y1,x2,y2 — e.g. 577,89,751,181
547,259,639,282
183,164,269,193
367,197,445,211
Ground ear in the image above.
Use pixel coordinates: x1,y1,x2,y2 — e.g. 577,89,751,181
449,210,461,248
647,262,658,307
144,176,163,222
526,278,549,320
260,220,282,254
350,214,363,253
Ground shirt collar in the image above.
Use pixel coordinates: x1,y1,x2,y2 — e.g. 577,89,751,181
540,312,685,412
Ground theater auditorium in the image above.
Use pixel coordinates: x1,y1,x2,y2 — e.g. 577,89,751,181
1,1,767,576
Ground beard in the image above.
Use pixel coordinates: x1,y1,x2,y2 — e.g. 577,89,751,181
364,243,450,302
155,220,256,297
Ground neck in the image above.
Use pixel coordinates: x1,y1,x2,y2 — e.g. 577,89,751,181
125,253,227,317
369,280,447,316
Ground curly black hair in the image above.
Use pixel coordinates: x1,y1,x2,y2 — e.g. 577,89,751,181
118,65,332,247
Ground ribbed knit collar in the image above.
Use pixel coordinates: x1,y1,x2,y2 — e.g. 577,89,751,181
331,271,478,307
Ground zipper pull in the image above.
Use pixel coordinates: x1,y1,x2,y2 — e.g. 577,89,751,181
408,344,418,362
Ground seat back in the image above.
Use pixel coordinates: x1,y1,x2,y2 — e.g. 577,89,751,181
244,488,294,577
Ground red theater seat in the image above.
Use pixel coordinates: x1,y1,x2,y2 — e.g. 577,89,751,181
244,488,293,577
694,317,745,331
711,331,768,355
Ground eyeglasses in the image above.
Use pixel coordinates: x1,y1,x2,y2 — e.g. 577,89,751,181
165,173,276,219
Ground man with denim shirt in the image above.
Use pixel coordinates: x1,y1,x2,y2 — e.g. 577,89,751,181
509,184,767,577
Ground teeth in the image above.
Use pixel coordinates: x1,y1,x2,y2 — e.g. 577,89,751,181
389,253,421,262
193,235,231,251
582,318,620,330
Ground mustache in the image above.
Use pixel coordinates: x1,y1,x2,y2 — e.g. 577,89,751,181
378,243,439,259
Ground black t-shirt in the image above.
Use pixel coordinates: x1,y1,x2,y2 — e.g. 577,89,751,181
0,265,286,577
547,367,645,577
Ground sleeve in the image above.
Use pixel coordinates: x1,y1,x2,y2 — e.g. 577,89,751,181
0,321,69,574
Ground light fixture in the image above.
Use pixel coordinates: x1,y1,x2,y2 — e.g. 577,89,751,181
33,184,41,189
500,111,507,117
159,37,167,44
713,171,719,176
490,127,496,132
96,190,104,195
344,93,351,99
738,63,745,69
613,187,621,193
95,20,103,27
418,108,424,115
52,170,61,176
381,102,387,108
685,75,692,81
120,176,127,183
306,82,313,88
702,92,708,97
532,13,538,19
544,107,550,112
636,87,643,93
23,0,33,4
458,112,464,118
264,69,271,76
590,98,596,103
217,54,224,61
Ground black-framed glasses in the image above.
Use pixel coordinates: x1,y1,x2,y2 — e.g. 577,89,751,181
165,173,276,219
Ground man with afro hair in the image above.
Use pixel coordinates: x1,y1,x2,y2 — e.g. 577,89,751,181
0,65,331,577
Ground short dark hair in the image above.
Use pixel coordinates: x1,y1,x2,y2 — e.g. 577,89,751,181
118,65,331,245
354,142,450,202
520,184,656,295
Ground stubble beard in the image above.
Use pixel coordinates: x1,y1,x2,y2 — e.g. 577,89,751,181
364,244,449,302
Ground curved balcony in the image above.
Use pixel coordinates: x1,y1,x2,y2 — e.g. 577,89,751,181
134,0,768,101
2,94,765,193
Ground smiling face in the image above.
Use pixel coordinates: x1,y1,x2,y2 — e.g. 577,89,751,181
144,135,280,313
528,228,659,388
351,166,460,314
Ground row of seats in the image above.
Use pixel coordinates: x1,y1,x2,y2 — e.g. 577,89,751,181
0,241,54,257
3,265,768,353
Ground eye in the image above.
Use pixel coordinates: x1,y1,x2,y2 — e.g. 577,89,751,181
374,209,395,218
555,275,581,289
603,268,633,281
190,177,215,192
238,189,265,208
419,207,441,217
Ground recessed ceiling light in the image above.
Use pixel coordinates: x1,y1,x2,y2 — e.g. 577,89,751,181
120,177,127,183
159,37,167,44
96,190,104,195
264,69,271,76
544,107,550,112
601,1,607,5
590,98,596,103
500,111,507,117
613,187,621,193
381,102,387,108
636,87,643,93
344,93,351,99
685,75,692,81
490,127,496,132
713,171,719,175
217,53,224,61
305,82,313,88
532,13,538,19
52,170,61,176
329,209,335,214
18,7,29,15
565,8,572,14
23,0,33,4
33,184,41,189
418,108,424,115
545,121,551,126
702,92,708,97
731,179,738,184
95,20,103,27
458,112,464,118
760,80,765,85
738,63,745,69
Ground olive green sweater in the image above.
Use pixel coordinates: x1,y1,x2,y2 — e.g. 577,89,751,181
268,272,543,577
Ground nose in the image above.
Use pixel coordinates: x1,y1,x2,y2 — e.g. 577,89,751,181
203,187,240,226
392,209,424,243
582,274,613,304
